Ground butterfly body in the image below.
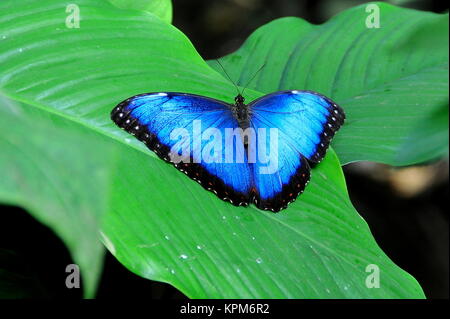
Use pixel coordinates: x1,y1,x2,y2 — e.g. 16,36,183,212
229,94,250,130
111,90,345,212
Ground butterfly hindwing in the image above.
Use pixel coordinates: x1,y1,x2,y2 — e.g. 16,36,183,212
111,92,253,206
248,127,311,211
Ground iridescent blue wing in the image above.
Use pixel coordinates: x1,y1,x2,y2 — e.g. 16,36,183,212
249,90,345,211
250,90,345,163
111,92,253,206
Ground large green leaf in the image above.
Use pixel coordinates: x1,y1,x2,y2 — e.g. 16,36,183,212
0,0,425,298
0,96,424,298
102,147,425,298
209,3,449,166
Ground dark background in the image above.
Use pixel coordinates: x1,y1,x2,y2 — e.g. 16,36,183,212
0,0,448,299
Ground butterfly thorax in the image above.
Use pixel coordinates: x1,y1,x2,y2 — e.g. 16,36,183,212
232,94,250,129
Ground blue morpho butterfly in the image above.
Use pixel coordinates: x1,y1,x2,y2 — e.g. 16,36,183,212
111,65,345,212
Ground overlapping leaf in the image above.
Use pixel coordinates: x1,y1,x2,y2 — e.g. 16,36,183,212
210,4,449,165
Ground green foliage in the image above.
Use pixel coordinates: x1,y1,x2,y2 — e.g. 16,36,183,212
0,0,446,298
0,97,424,298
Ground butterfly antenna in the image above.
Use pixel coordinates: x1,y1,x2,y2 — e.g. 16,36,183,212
216,59,241,95
241,63,266,96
